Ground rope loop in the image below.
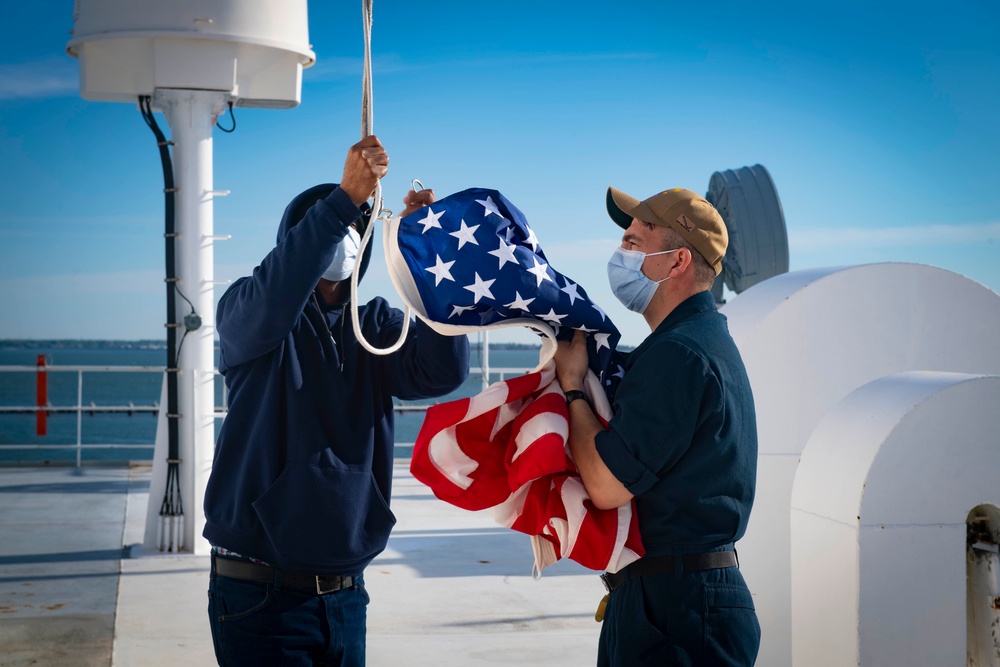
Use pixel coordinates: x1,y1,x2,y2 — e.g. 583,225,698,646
351,0,412,356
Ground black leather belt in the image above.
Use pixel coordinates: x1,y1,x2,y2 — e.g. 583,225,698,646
213,554,356,595
600,551,738,593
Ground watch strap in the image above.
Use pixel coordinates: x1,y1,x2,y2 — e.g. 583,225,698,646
564,389,591,407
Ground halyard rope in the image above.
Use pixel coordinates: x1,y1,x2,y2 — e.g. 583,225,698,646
351,0,412,355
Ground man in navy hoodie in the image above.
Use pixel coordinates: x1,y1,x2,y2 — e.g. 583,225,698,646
203,136,470,666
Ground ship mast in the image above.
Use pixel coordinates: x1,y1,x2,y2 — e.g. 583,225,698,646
67,0,315,554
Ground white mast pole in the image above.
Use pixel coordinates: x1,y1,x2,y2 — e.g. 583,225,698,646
69,0,314,558
152,89,226,555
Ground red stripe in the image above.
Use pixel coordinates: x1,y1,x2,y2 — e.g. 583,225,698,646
410,371,645,572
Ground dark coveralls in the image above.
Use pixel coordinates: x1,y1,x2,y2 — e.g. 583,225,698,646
594,290,760,666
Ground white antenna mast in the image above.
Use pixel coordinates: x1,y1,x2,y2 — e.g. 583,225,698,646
67,0,315,555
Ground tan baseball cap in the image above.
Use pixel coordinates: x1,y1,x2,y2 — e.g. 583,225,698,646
606,186,728,275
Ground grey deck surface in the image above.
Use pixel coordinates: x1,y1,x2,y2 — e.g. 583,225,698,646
0,464,604,666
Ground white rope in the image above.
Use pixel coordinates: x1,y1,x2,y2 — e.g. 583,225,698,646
361,0,374,139
351,0,411,356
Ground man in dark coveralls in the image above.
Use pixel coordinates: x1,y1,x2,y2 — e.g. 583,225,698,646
554,186,760,666
202,136,470,666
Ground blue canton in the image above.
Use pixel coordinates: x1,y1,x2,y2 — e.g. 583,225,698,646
398,188,626,397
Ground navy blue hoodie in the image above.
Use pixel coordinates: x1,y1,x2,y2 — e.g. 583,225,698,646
203,184,469,575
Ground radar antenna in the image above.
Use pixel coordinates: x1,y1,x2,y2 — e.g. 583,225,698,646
705,164,789,304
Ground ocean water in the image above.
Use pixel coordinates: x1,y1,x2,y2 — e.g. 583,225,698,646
0,344,541,464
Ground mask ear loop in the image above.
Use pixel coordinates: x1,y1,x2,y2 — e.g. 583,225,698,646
349,181,412,355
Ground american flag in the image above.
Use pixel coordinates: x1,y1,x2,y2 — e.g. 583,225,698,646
408,359,644,573
386,187,625,394
386,188,644,573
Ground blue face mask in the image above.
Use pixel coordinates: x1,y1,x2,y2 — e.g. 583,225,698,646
321,227,361,281
607,246,677,313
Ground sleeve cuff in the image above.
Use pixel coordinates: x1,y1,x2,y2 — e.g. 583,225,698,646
323,187,364,228
594,428,660,497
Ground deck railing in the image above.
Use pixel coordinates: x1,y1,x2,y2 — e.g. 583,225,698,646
0,362,531,466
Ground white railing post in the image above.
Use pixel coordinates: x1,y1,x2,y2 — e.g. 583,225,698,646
76,370,83,468
480,331,490,391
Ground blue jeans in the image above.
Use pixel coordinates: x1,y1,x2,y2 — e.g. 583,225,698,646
597,562,760,666
208,567,368,666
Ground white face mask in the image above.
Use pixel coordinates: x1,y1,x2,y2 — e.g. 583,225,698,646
321,227,361,282
606,246,677,313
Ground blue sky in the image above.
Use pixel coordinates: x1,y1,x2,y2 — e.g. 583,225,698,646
1,1,997,347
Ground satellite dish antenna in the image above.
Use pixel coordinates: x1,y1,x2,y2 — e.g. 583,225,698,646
66,0,315,556
705,164,789,304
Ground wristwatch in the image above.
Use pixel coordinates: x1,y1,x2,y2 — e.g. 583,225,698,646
564,389,591,408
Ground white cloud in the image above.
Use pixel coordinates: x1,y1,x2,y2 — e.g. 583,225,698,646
0,269,162,297
463,52,656,67
0,59,78,100
544,237,620,263
790,221,1000,252
305,54,409,81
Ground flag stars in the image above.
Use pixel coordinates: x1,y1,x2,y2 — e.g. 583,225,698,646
400,191,626,376
560,279,582,306
449,219,480,249
526,257,553,287
505,292,535,312
415,207,445,234
448,304,476,319
476,196,503,219
424,255,455,286
488,239,519,270
524,227,540,252
539,309,568,326
463,272,496,304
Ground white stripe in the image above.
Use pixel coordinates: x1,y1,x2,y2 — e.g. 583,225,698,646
557,476,590,557
491,399,524,441
605,504,633,573
491,482,530,528
467,378,512,417
584,369,613,421
383,217,429,318
512,409,567,464
427,424,478,491
425,381,512,492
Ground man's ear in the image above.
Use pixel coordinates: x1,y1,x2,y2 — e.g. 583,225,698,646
671,247,693,278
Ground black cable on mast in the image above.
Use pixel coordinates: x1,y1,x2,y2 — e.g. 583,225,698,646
139,95,184,550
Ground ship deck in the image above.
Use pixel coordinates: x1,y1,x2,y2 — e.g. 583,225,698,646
0,463,604,666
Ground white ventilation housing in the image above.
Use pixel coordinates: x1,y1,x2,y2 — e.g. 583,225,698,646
720,263,1000,666
791,372,1000,665
65,0,315,108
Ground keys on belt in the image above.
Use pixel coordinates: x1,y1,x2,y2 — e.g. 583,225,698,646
595,550,739,622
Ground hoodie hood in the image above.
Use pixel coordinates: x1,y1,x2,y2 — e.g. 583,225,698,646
277,183,374,284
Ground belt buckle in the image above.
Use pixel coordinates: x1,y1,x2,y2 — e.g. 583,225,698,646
315,575,339,595
599,573,613,593
315,575,351,595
